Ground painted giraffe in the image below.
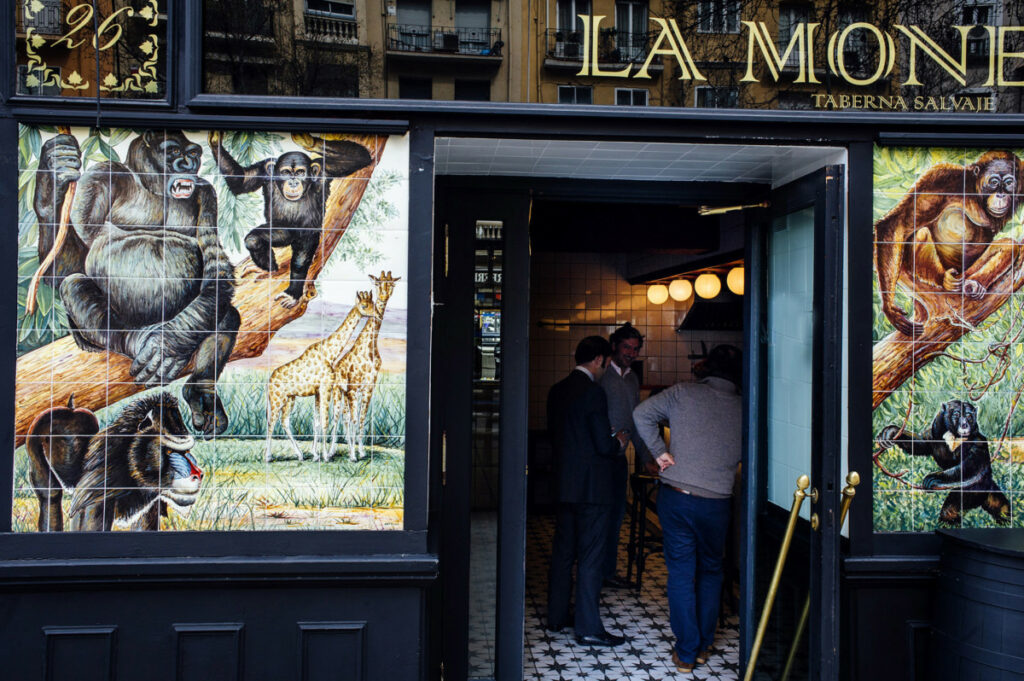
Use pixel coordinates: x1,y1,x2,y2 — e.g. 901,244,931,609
265,290,377,462
330,271,400,461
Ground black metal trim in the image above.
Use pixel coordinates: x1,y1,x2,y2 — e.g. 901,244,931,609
847,142,875,557
814,164,846,681
405,124,434,534
878,132,1024,145
0,115,16,533
842,555,941,576
6,108,410,134
496,188,530,681
0,554,439,584
739,207,766,667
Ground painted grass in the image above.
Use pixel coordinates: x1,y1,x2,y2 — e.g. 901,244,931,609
12,438,405,532
873,443,1024,532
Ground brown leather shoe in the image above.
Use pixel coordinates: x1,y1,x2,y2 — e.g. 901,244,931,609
696,646,715,665
671,650,695,673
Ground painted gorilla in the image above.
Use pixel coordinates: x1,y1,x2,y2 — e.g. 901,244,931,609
879,399,1010,526
33,130,239,436
207,131,372,306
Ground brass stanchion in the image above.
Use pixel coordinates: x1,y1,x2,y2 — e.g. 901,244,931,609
778,471,861,681
742,475,813,681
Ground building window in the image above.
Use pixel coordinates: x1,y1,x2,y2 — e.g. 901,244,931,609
399,76,432,99
557,0,591,33
17,65,62,96
697,0,740,34
558,85,593,104
615,1,648,61
615,88,648,106
455,79,491,101
838,4,873,75
778,3,810,67
965,4,993,64
695,85,738,108
306,0,355,19
396,0,431,50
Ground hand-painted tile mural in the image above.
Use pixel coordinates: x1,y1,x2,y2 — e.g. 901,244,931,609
873,145,1024,531
13,126,408,531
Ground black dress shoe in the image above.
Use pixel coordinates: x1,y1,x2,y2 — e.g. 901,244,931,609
575,631,626,647
546,610,575,633
603,575,633,589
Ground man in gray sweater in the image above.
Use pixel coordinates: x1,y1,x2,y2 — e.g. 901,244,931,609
598,323,652,588
632,344,742,673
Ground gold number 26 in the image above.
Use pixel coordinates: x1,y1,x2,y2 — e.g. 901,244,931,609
52,3,135,51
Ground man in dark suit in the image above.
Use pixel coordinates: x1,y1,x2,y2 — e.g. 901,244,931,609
546,336,630,647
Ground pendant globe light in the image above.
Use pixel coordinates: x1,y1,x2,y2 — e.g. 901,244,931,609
647,283,669,305
694,272,721,299
727,266,745,295
668,279,693,302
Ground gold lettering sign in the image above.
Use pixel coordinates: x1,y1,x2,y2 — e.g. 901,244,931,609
567,13,1024,108
16,0,165,98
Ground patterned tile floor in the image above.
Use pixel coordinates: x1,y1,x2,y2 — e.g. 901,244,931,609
522,513,741,681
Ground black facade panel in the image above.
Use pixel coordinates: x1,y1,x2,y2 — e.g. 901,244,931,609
174,623,244,681
298,622,366,681
6,580,424,681
843,563,938,681
44,626,117,681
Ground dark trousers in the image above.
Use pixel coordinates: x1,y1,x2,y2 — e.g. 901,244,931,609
603,465,628,578
547,502,614,637
657,486,731,664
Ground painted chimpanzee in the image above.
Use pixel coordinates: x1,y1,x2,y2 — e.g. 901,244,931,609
207,131,372,306
33,130,240,437
878,399,1011,526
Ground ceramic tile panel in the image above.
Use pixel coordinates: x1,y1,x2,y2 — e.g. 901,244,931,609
872,145,1024,532
12,125,409,532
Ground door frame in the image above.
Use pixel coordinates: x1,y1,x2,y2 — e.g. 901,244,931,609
740,165,845,678
433,181,531,681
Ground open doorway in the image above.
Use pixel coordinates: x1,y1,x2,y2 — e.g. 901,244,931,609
432,138,846,681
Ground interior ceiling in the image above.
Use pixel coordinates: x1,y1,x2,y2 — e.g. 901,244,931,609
434,138,844,185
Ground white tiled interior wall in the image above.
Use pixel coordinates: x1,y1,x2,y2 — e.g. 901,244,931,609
530,252,744,430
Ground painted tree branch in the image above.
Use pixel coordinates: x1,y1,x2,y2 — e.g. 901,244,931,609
14,134,387,441
872,242,1024,409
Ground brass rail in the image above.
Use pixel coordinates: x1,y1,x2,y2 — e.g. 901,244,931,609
778,471,861,681
742,475,813,681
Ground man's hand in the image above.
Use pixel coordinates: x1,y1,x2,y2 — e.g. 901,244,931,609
614,430,629,447
656,453,675,472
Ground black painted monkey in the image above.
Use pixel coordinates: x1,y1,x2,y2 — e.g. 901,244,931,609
879,399,1010,526
208,132,372,306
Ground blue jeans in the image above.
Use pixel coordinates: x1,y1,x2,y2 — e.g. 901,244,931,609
657,485,731,664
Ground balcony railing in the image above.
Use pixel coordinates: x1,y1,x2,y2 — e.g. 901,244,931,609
387,24,502,57
545,29,655,63
305,13,358,44
16,0,62,36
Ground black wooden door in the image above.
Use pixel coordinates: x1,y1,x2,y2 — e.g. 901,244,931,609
742,166,845,679
434,181,530,681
